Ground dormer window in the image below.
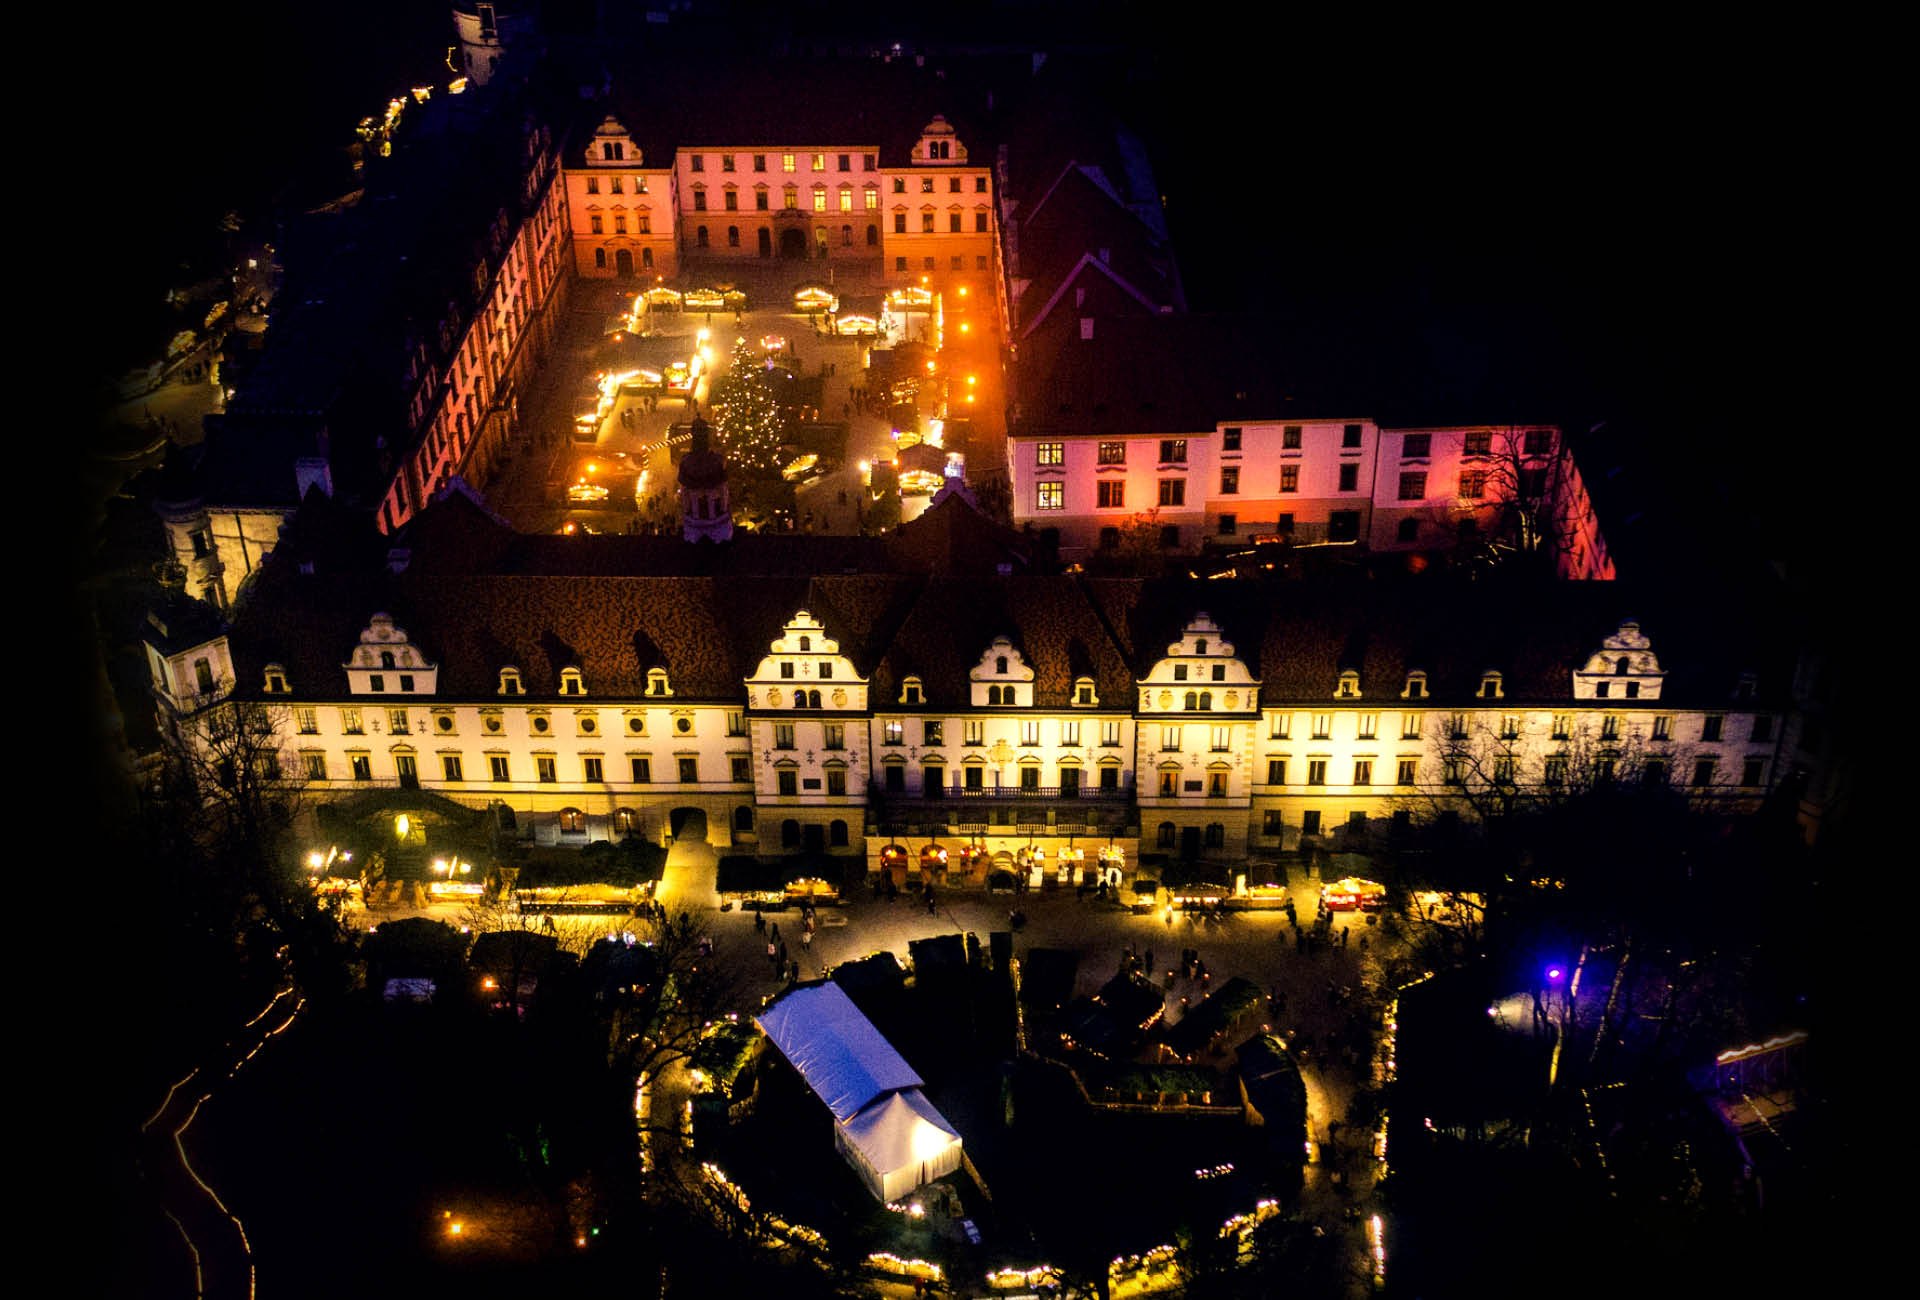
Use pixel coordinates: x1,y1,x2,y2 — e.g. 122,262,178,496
559,667,586,696
1195,639,1208,654
1073,677,1097,706
263,665,289,695
646,668,671,697
901,677,924,705
1734,672,1757,700
1175,664,1188,681
1403,671,1428,700
1478,672,1504,700
798,636,811,652
996,656,1009,675
381,651,396,669
499,668,523,696
1336,671,1360,699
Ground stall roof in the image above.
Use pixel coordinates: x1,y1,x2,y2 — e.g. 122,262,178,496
755,981,925,1123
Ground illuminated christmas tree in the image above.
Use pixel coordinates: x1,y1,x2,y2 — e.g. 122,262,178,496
709,338,783,474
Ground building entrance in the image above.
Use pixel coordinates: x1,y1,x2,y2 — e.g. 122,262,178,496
779,227,808,260
615,248,633,276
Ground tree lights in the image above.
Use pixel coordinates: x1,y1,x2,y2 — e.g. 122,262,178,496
709,337,783,474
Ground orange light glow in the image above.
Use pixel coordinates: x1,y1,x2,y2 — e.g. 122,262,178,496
966,376,977,385
959,323,970,333
965,394,976,403
958,286,968,296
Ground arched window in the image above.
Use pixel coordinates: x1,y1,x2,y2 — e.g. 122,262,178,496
841,225,852,246
1615,657,1630,675
1196,640,1208,654
1200,692,1212,710
866,224,878,246
1205,823,1225,848
996,656,1008,674
595,248,606,268
642,247,654,269
1157,822,1177,848
733,805,754,831
1184,691,1197,710
728,226,740,247
799,637,810,651
696,226,709,247
986,685,999,705
615,809,638,834
381,651,396,669
781,819,801,847
829,819,848,846
559,808,584,833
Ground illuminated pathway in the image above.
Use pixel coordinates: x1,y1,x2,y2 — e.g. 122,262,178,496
138,983,304,1300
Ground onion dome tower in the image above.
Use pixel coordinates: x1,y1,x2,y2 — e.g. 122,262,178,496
677,414,732,543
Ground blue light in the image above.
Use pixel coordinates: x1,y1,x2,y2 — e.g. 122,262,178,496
1546,965,1564,982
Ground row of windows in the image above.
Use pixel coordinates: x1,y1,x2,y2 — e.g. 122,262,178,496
867,719,1125,746
303,752,731,785
896,255,990,272
299,706,745,738
1259,711,1766,743
588,213,652,234
687,152,877,174
874,764,1126,795
582,175,648,195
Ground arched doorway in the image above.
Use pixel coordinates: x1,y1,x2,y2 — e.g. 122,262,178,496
615,248,633,277
669,807,708,844
781,819,801,848
803,823,825,852
1180,825,1201,858
758,228,772,258
779,227,807,260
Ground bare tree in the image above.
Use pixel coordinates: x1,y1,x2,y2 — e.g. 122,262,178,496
1418,426,1601,577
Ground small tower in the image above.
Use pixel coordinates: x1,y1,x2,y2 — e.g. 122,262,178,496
677,415,732,543
451,3,534,86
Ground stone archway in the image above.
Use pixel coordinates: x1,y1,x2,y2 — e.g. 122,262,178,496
779,227,808,260
669,807,708,844
615,248,633,277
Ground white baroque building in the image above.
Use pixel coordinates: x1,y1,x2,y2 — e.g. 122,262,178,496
143,495,1789,884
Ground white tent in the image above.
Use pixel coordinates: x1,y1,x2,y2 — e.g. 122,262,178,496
756,981,964,1202
835,1088,964,1203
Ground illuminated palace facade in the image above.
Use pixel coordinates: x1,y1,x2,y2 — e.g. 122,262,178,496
144,497,1786,885
563,112,998,294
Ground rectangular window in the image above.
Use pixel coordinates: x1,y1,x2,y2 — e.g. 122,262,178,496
303,752,328,780
294,707,318,734
1308,759,1327,785
1403,433,1431,458
1643,759,1668,786
757,191,769,210
1267,759,1287,785
583,757,604,783
949,212,962,232
1524,429,1552,454
1159,439,1187,463
782,153,795,172
819,662,833,680
441,754,463,781
350,754,372,781
1311,714,1331,739
1500,714,1521,740
1221,427,1242,451
922,212,935,232
690,154,703,172
1159,770,1177,796
1021,720,1040,745
1159,479,1185,507
487,754,509,781
1301,810,1321,836
1097,442,1126,465
1399,472,1427,500
1062,720,1081,746
774,723,795,749
1220,466,1239,494
777,769,797,796
1162,725,1182,751
1101,721,1121,746
1401,712,1422,739
827,768,846,796
1355,713,1377,740
1397,758,1417,786
1742,757,1765,786
1544,756,1567,785
1702,715,1724,742
814,190,827,211
1036,441,1065,465
965,720,984,746
819,722,844,751
340,708,364,735
678,757,698,783
1458,470,1488,499
536,756,556,783
1493,756,1514,784
1338,463,1358,492
894,212,907,234
725,710,745,736
388,708,409,734
721,755,745,783
965,765,984,790
590,214,603,234
720,154,735,172
924,764,945,795
1097,481,1125,508
885,720,904,744
1217,514,1236,534
1652,715,1671,740
1343,423,1363,448
1270,715,1291,739
1444,758,1465,785
1283,425,1302,449
1211,726,1231,751
1463,431,1493,456
1692,758,1717,786
724,191,737,211
1280,465,1298,493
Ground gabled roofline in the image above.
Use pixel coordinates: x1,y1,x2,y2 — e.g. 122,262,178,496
1020,252,1168,339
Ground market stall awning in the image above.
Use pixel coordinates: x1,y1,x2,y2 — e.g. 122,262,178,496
837,1088,959,1181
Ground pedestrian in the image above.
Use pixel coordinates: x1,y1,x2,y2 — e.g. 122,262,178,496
754,909,765,933
1165,908,1174,931
802,928,812,949
767,937,778,966
778,939,788,967
770,922,779,943
788,959,800,984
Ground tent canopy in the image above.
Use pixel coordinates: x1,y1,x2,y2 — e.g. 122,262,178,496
755,981,924,1123
839,1088,960,1178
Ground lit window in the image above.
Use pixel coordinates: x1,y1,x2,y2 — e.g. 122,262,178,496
1036,442,1064,465
1036,481,1064,511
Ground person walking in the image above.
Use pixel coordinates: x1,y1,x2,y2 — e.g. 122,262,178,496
802,928,812,951
767,937,778,968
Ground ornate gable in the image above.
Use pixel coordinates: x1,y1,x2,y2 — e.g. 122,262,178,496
968,635,1033,707
344,612,438,697
1572,619,1665,701
745,610,867,711
1137,613,1258,713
